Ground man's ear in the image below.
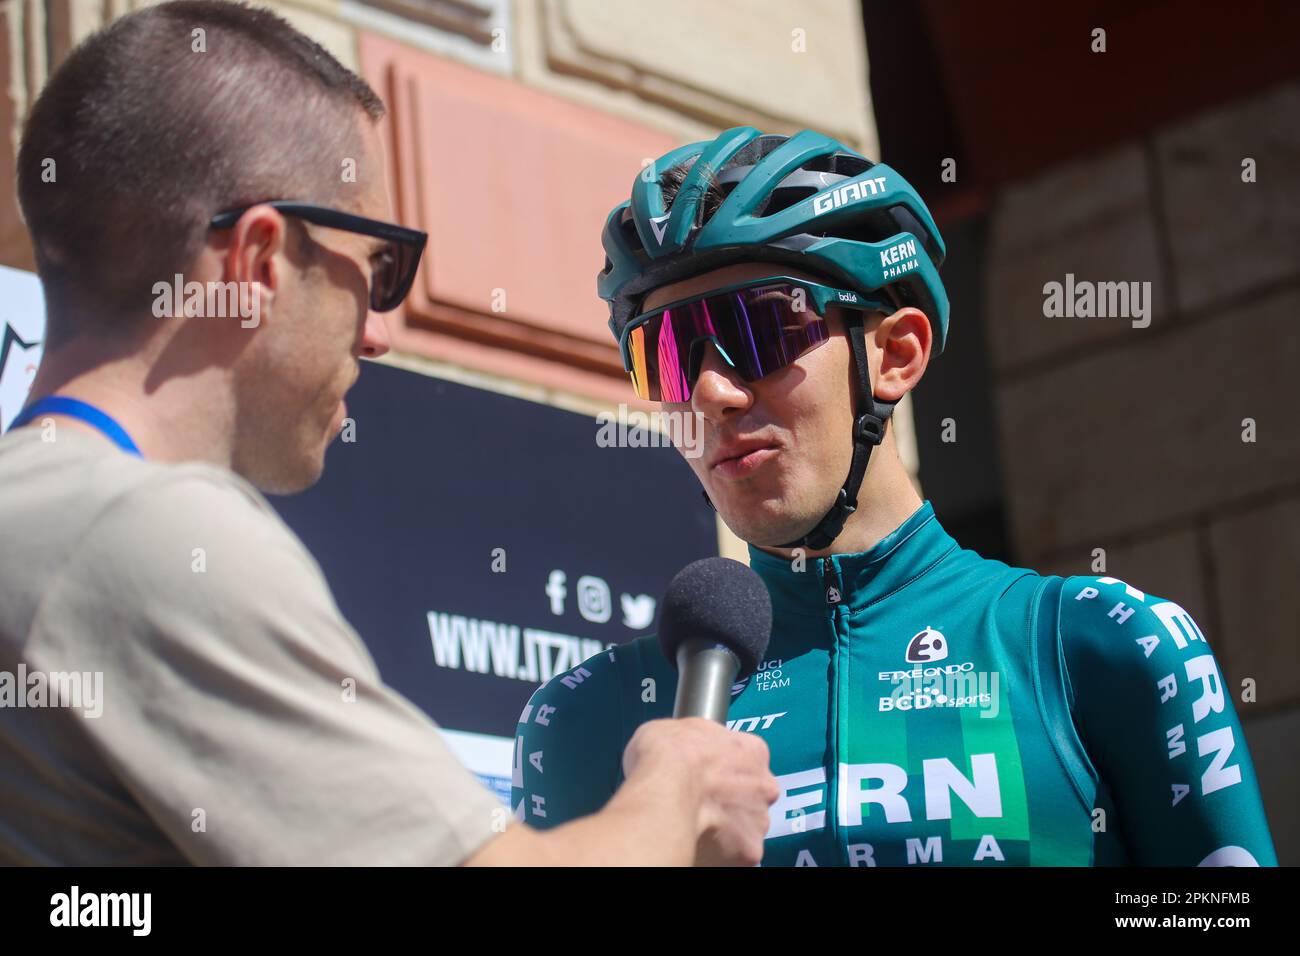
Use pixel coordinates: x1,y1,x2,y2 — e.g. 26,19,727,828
222,204,288,317
872,306,931,402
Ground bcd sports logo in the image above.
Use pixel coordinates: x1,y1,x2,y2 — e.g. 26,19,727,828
885,627,1000,717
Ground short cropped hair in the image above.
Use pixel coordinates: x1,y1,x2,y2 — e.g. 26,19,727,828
16,0,385,344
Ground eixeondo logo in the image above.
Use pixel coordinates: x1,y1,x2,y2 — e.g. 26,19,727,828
905,626,948,664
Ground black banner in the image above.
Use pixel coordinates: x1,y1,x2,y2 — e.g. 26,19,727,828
271,361,717,785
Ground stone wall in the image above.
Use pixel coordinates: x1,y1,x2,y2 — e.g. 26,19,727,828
986,81,1300,862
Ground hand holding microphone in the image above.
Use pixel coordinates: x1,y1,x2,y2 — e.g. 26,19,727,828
620,557,778,865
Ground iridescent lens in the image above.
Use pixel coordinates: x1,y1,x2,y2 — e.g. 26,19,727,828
626,282,829,402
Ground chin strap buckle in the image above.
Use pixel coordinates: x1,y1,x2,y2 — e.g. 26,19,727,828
800,488,855,552
828,486,856,523
854,412,886,446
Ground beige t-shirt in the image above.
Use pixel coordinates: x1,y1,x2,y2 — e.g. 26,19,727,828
0,424,504,864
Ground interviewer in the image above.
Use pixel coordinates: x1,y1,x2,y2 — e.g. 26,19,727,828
0,0,777,866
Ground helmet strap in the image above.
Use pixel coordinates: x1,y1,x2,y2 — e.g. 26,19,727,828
777,314,894,551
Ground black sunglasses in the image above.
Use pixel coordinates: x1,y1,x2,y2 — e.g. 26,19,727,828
209,201,427,312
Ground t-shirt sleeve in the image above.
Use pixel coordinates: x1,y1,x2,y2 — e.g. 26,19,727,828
1058,575,1278,866
511,646,626,829
27,469,506,865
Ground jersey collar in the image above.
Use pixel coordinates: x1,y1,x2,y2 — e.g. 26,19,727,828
746,500,960,616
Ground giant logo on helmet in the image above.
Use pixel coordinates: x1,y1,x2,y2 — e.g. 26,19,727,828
811,176,888,216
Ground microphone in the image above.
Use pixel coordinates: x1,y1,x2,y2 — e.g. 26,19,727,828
657,557,773,723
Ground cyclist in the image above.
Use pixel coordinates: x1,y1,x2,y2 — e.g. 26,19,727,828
510,127,1278,866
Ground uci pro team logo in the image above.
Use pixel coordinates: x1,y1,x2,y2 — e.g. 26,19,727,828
905,626,948,664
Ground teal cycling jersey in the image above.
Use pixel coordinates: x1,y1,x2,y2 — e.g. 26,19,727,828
511,501,1277,866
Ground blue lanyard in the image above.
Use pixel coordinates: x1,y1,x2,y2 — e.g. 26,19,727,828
8,396,143,457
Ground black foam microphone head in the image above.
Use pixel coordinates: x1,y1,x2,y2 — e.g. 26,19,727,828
657,556,773,680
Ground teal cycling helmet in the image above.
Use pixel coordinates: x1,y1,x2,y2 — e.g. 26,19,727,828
597,127,949,551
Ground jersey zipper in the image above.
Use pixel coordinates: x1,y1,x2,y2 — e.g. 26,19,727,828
819,556,849,865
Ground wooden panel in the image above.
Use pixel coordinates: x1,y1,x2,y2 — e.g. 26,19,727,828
360,32,678,398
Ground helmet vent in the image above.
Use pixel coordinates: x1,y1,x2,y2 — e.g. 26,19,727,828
755,185,819,218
